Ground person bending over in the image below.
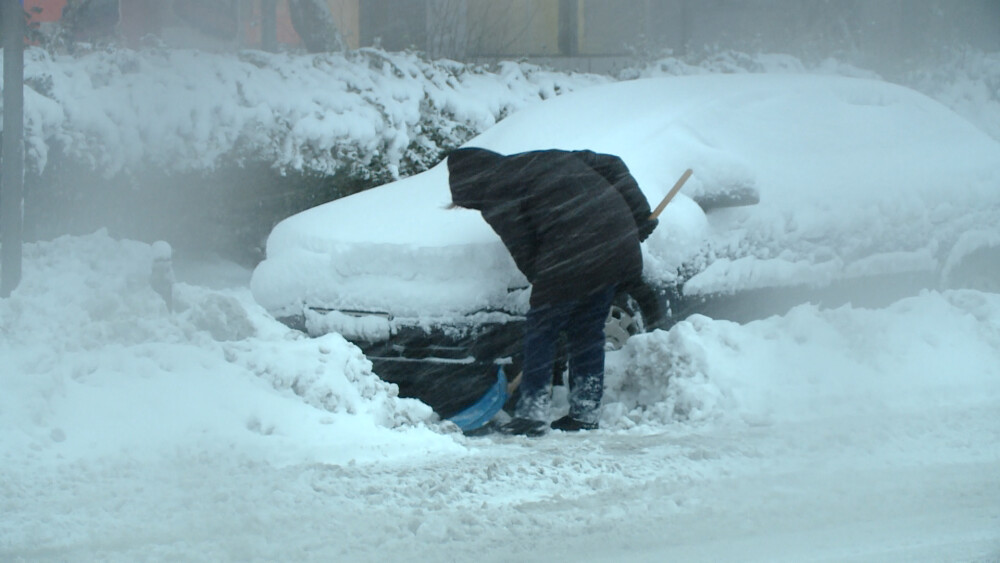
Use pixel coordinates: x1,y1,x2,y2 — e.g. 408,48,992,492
447,147,656,436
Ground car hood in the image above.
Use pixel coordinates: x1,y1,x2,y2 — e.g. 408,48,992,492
252,74,1000,320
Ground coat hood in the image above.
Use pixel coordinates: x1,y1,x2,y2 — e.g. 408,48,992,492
447,147,506,209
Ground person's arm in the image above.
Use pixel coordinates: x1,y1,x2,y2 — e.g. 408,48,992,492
482,199,539,281
575,151,657,239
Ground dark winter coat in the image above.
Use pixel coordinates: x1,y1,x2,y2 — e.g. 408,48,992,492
447,147,653,307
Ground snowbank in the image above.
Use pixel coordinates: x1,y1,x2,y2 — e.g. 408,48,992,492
604,291,1000,430
5,229,998,464
0,231,459,474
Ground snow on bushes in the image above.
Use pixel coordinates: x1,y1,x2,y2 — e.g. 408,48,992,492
18,46,607,179
905,48,1000,142
12,45,1000,184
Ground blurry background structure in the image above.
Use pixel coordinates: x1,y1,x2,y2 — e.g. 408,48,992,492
6,0,1000,266
24,0,1000,72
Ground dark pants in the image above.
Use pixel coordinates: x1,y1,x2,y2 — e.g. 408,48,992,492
516,284,616,424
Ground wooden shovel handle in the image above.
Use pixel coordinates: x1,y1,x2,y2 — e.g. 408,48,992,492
649,168,693,220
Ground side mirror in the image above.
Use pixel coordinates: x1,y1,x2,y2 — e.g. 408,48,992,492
692,182,761,213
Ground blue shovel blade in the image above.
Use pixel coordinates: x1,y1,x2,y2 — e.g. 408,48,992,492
447,366,509,432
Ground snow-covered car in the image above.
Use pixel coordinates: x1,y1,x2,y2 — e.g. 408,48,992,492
251,74,1000,417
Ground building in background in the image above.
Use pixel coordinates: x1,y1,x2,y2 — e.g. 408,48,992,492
23,0,359,51
24,0,66,26
357,0,1000,74
22,0,1000,75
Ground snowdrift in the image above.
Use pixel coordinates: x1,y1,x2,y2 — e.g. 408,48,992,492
0,231,459,471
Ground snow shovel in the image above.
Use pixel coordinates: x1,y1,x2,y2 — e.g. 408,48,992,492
649,168,693,221
447,365,513,432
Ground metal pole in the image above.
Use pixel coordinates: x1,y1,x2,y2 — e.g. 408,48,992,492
262,0,277,52
2,0,25,298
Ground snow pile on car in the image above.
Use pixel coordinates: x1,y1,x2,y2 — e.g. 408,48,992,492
251,164,532,320
676,75,1000,295
252,73,1000,321
469,73,1000,297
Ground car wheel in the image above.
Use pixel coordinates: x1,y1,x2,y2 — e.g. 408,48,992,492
605,292,645,350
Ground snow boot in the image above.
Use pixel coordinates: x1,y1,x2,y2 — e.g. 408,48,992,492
550,415,598,432
498,417,547,437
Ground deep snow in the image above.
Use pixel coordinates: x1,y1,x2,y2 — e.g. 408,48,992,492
3,231,999,562
2,48,1000,561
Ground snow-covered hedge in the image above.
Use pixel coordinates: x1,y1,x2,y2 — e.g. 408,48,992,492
905,48,1000,143
11,46,609,260
19,46,607,180
17,45,1000,181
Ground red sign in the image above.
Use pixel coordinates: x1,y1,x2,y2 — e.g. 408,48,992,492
25,0,66,23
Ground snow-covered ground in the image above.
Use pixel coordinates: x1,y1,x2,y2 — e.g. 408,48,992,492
3,231,999,562
2,48,1000,561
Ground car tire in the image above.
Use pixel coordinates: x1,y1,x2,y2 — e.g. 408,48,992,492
605,280,666,350
605,293,644,350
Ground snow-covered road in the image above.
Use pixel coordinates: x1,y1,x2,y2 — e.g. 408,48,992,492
6,403,998,562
